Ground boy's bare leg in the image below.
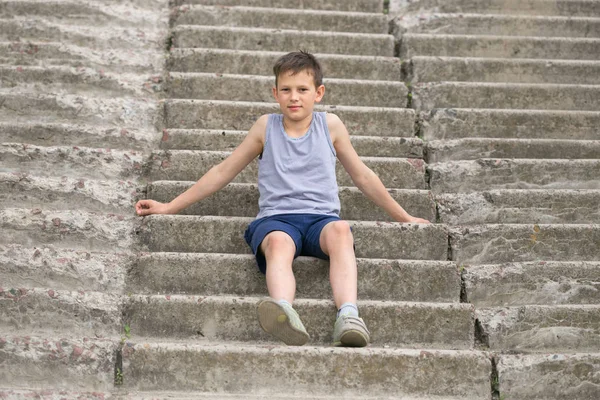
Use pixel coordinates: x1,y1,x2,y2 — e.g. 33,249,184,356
319,220,357,308
260,231,297,303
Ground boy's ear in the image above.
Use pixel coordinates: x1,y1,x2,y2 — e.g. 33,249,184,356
315,84,325,103
272,86,278,100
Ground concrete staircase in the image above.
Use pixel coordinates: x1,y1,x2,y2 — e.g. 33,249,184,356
1,0,599,399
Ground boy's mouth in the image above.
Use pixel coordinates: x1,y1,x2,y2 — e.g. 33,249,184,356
288,105,301,111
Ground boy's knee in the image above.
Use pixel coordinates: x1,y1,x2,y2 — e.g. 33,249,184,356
261,231,295,256
325,220,353,240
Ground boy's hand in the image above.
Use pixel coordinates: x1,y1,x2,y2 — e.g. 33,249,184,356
407,216,431,224
135,199,171,216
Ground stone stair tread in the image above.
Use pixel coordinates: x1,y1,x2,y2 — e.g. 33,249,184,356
436,189,600,224
170,0,383,13
160,129,424,158
164,99,416,136
400,32,600,60
120,339,492,397
429,159,600,193
138,215,448,260
167,72,408,108
421,108,600,140
168,48,402,81
172,5,388,34
172,25,394,57
129,252,460,302
124,295,474,348
426,138,600,162
407,55,600,84
145,149,428,189
463,261,600,307
411,81,600,112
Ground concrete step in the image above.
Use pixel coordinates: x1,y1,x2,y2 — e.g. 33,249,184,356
172,26,394,57
160,129,424,158
391,0,600,17
421,108,600,141
0,41,85,64
426,139,600,162
0,122,156,150
168,49,402,81
0,243,128,293
137,215,449,260
172,6,387,34
0,143,144,180
477,305,600,352
436,190,600,225
412,82,600,112
128,253,460,302
0,389,113,400
0,334,117,390
167,73,407,108
497,353,600,400
428,159,600,193
121,341,491,397
0,93,158,127
164,100,416,137
124,295,474,349
0,172,140,214
400,33,600,60
147,181,435,221
0,208,136,251
402,13,600,38
450,224,600,264
145,150,429,189
407,56,600,85
0,288,120,337
171,0,383,13
463,261,600,307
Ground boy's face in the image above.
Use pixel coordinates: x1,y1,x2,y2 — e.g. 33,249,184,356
272,69,325,123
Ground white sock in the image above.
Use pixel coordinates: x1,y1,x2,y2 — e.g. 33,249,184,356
337,302,359,318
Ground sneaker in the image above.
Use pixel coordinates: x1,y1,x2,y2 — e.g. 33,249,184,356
257,298,309,346
333,315,370,347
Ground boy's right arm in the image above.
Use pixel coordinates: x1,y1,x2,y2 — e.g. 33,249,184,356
135,115,267,216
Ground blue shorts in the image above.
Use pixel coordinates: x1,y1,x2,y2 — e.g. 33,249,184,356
244,213,342,274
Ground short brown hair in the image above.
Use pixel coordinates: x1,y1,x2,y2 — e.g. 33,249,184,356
273,51,323,89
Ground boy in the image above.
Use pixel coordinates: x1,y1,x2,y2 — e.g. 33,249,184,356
136,51,430,347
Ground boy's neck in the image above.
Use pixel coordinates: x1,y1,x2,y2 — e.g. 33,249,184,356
282,114,313,138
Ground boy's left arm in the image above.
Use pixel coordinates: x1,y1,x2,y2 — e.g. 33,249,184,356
328,114,430,224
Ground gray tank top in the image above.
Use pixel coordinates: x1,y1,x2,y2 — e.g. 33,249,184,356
256,112,341,219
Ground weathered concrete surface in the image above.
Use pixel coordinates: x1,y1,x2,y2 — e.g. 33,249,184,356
400,33,600,60
436,190,600,225
173,25,395,57
0,288,121,337
0,244,128,293
123,296,473,348
389,0,600,17
169,49,402,81
160,129,424,158
147,181,435,221
497,354,600,400
0,173,141,214
426,139,600,162
0,208,136,251
128,253,460,302
122,342,492,397
429,159,600,193
395,13,600,38
145,150,429,189
164,100,416,136
477,306,600,352
168,73,408,108
0,335,117,390
450,224,600,264
0,390,112,400
137,215,449,260
463,262,600,306
412,82,600,112
420,108,600,141
171,0,383,13
407,56,600,84
172,6,388,34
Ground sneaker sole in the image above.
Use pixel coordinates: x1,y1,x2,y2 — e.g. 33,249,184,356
257,300,309,346
334,329,369,347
